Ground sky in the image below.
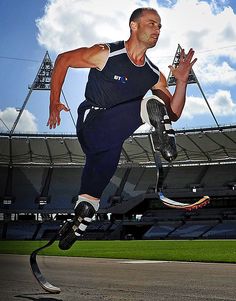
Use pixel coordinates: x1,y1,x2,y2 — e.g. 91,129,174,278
0,0,236,134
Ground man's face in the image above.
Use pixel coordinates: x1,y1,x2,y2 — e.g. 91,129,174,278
134,11,162,48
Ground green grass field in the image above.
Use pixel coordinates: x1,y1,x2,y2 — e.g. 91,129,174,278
1,240,236,263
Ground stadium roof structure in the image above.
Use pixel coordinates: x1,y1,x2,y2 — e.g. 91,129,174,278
1,124,236,168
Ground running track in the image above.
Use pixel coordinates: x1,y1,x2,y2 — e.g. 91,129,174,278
1,254,236,300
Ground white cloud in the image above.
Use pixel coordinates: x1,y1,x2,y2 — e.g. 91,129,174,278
36,0,236,87
210,90,236,115
153,1,236,86
195,60,236,86
35,0,236,126
0,107,38,133
36,0,143,52
133,89,236,129
182,89,236,119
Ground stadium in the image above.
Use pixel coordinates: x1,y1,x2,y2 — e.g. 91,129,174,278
1,48,236,243
1,124,236,242
1,118,236,299
0,3,236,301
1,61,236,300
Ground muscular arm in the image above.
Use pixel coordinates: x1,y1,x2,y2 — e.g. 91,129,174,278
48,44,109,129
152,48,197,122
152,72,187,122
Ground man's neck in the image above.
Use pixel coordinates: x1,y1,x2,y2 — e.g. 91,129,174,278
125,38,147,66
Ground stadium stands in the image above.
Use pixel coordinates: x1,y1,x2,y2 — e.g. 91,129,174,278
6,221,39,240
0,125,236,240
34,221,61,240
167,220,219,239
143,222,183,239
202,220,236,239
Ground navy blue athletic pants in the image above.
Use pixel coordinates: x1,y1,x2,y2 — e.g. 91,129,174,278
76,99,143,198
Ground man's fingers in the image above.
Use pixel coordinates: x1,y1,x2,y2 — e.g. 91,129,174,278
179,49,185,62
63,106,70,112
185,48,196,63
47,113,59,129
190,57,197,66
47,103,69,129
57,103,70,112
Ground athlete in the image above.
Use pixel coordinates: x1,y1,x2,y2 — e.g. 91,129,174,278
47,7,197,249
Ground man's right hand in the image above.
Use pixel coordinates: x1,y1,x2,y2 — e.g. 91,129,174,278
47,103,70,129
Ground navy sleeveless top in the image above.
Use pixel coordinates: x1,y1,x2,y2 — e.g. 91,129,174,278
84,40,160,108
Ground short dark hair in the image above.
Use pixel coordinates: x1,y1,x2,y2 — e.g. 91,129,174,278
129,7,158,25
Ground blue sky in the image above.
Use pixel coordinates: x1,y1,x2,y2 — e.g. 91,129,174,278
0,0,236,134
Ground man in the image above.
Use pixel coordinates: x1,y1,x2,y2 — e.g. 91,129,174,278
47,7,197,249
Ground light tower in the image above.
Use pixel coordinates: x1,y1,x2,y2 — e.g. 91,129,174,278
10,52,53,135
167,44,219,127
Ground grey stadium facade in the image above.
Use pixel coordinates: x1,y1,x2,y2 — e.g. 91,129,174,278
0,124,236,241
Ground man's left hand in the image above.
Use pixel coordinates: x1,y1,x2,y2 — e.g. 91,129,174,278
168,48,197,84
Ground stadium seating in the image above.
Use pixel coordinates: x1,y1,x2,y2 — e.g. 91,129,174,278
1,126,236,241
202,220,236,239
167,220,219,239
143,221,183,239
5,221,39,240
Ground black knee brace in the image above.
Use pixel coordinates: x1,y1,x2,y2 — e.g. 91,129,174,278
58,201,95,250
145,97,177,162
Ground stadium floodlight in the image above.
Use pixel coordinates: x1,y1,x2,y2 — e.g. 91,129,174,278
167,44,198,87
31,52,53,91
10,52,54,135
167,44,219,127
10,51,76,135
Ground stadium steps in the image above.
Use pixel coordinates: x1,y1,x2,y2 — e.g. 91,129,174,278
202,220,236,239
143,221,183,240
198,220,221,239
165,221,185,239
167,220,219,239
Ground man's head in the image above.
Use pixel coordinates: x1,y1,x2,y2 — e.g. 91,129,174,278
129,7,161,48
129,7,158,26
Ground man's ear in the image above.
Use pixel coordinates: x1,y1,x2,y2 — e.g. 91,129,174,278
130,21,138,32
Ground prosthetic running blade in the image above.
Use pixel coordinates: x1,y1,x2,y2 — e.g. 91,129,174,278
30,233,61,294
159,192,210,211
